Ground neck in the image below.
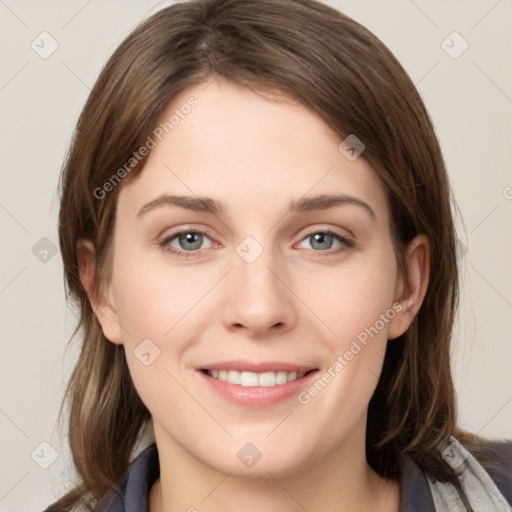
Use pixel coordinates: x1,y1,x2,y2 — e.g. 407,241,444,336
149,419,400,512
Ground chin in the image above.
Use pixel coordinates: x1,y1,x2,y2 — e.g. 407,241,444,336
210,456,308,480
194,437,314,480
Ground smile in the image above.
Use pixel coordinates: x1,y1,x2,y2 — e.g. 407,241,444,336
202,369,310,387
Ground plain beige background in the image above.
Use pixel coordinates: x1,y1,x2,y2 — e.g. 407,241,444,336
0,0,511,510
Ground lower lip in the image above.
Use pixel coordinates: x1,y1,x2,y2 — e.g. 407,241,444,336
197,370,319,407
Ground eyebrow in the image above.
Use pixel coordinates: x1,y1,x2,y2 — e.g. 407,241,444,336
137,193,376,222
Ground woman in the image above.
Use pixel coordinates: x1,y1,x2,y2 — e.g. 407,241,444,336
44,0,512,510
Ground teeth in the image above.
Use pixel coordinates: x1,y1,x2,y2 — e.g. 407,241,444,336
227,370,240,385
276,371,288,385
206,369,307,387
240,371,259,386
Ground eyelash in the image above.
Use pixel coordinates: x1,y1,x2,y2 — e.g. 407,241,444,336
158,227,354,259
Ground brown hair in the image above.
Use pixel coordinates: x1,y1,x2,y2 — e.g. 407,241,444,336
51,0,476,509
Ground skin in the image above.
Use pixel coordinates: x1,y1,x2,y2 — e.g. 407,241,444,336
78,77,429,511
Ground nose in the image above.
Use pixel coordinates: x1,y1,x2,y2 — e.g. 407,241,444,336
222,245,298,338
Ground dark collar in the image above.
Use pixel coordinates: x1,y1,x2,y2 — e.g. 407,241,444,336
400,453,436,511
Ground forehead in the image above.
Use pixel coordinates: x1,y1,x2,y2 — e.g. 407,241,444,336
118,78,389,224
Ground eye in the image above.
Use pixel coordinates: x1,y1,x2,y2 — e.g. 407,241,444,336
159,229,214,257
158,227,354,259
297,230,353,254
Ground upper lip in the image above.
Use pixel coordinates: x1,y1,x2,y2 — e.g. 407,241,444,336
197,360,318,373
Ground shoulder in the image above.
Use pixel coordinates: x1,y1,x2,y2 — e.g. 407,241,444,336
42,444,159,512
399,437,512,512
42,491,124,512
471,438,512,505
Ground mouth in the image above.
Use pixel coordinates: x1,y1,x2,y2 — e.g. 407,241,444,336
196,360,319,406
200,368,317,387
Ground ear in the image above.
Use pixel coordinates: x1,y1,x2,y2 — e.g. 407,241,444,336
76,239,123,345
387,234,430,340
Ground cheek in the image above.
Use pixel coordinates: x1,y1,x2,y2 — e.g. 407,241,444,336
111,263,210,417
110,247,222,397
294,250,398,417
300,250,398,351
111,243,217,341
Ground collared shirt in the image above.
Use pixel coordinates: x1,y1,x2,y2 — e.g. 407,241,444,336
45,441,512,511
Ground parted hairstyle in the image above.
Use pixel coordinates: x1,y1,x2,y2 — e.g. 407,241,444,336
50,0,485,510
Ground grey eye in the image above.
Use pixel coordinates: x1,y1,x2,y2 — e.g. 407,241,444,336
301,232,341,251
176,232,205,251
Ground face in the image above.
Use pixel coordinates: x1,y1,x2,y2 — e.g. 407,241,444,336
94,78,415,478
